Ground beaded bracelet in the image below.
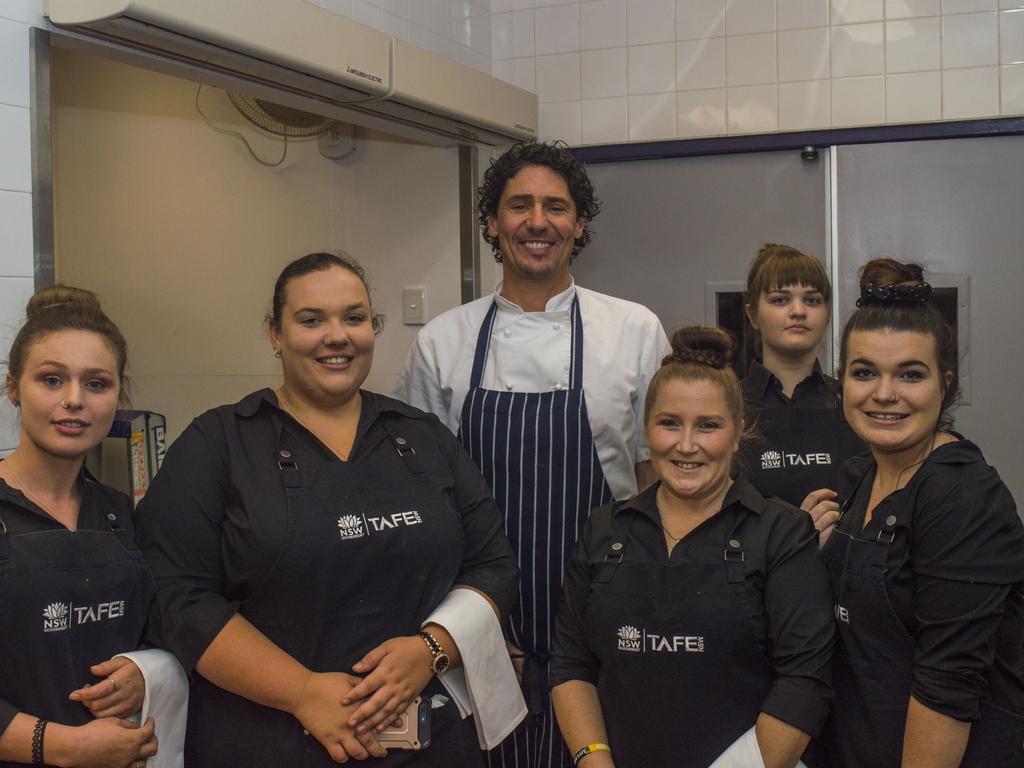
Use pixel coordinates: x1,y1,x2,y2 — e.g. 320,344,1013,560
31,718,47,765
572,742,610,766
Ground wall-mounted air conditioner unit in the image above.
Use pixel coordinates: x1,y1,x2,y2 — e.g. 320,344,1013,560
44,0,538,146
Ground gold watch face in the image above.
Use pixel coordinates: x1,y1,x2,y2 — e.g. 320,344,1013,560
432,653,450,674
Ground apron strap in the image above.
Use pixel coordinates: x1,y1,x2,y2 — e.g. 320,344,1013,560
569,296,584,391
0,514,8,560
268,410,303,490
593,510,634,585
103,509,136,549
379,421,426,476
724,517,748,584
468,301,500,390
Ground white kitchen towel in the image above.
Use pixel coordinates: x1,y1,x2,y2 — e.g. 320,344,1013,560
423,588,528,749
115,649,188,768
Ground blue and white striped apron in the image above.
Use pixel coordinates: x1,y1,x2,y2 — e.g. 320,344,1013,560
459,297,613,768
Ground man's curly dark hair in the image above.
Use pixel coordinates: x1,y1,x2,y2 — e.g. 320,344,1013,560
478,141,602,263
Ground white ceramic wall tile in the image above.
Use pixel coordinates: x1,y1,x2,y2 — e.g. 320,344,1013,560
727,83,779,131
350,0,383,28
580,0,627,49
1001,0,1024,9
582,47,628,97
942,12,998,67
457,5,494,56
885,70,941,119
886,17,940,72
494,56,537,90
942,65,999,115
887,0,940,16
534,51,581,100
535,2,579,54
383,0,425,27
676,0,726,40
779,79,830,127
831,74,885,124
831,23,884,77
0,191,31,277
628,92,677,138
539,99,582,141
941,0,996,12
492,9,535,58
726,32,778,85
492,0,533,10
1001,10,1024,63
0,278,33,448
0,18,29,109
777,0,829,30
536,0,576,6
779,27,830,81
1001,63,1024,110
677,37,727,89
831,0,883,23
0,104,30,193
315,0,354,14
676,87,727,134
0,0,43,25
581,96,630,142
628,0,676,45
726,0,776,35
628,42,677,93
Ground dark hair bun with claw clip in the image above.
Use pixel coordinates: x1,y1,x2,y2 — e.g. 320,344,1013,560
663,326,734,370
857,259,934,307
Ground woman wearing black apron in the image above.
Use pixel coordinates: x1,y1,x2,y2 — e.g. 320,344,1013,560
136,253,521,767
0,287,158,768
550,327,834,768
808,259,1024,768
739,244,864,543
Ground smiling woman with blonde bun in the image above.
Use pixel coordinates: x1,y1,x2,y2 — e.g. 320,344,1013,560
0,286,159,768
550,326,834,768
806,259,1024,768
136,252,522,767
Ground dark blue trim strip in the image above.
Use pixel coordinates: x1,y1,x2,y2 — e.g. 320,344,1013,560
570,117,1024,164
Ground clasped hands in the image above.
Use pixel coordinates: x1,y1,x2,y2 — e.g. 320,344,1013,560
292,634,436,763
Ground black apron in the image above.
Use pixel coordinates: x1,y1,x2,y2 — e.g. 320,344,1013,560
812,475,1024,768
741,401,864,508
0,503,153,768
459,298,614,768
185,418,483,767
584,511,772,767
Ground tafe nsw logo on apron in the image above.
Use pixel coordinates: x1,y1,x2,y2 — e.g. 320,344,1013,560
617,624,704,653
337,511,423,541
42,600,126,633
760,449,833,470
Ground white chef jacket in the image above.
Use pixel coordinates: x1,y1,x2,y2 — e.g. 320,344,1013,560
392,280,668,501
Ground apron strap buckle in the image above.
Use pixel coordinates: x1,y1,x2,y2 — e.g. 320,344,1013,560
724,547,745,584
277,459,302,488
876,529,895,544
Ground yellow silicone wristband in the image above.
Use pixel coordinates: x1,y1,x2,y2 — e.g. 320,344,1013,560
572,742,611,766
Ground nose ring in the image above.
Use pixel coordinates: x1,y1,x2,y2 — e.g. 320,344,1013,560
60,399,71,409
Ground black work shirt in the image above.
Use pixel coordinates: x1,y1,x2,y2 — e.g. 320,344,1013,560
136,389,518,673
0,472,135,735
550,476,835,737
740,359,865,506
830,439,1024,722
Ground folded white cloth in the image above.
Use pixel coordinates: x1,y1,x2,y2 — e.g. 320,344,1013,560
115,649,188,768
423,588,528,749
707,725,808,768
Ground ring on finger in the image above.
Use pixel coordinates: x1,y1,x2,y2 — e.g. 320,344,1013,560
108,676,118,693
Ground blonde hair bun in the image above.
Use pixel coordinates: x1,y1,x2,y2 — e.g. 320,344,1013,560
663,326,735,370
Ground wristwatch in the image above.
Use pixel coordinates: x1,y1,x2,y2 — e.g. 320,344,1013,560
417,630,450,675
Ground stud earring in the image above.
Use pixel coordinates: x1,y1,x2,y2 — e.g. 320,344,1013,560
274,349,282,359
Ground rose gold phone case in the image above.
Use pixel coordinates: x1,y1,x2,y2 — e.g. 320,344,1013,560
376,696,431,750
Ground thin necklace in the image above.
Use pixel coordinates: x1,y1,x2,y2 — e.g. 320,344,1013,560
5,462,75,522
276,392,352,460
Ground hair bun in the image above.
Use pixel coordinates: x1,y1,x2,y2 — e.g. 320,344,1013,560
664,326,734,370
857,258,933,307
25,285,103,321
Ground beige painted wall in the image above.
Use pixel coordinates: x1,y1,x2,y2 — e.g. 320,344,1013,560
52,47,463,445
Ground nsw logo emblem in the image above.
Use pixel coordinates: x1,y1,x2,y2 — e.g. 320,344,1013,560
42,602,70,633
337,514,366,540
